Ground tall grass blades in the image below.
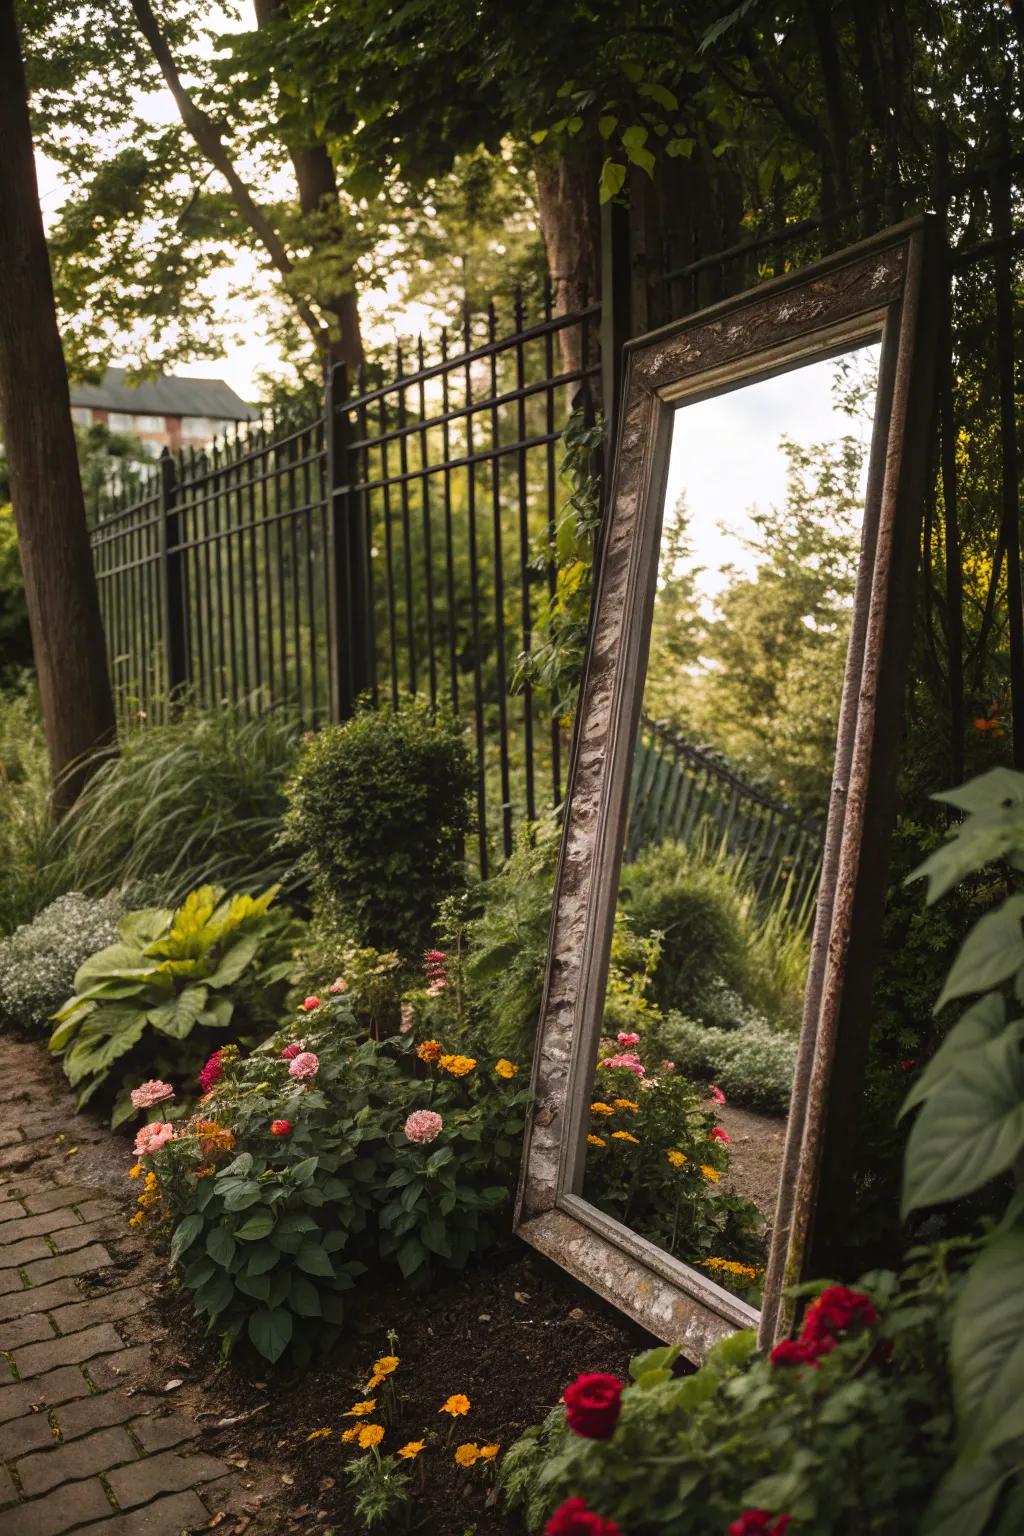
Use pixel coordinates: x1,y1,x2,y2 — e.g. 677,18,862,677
0,691,63,934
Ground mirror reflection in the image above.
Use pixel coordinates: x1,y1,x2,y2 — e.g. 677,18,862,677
581,343,880,1304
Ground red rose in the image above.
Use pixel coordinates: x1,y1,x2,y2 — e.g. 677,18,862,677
280,1042,302,1060
563,1373,623,1440
711,1126,731,1144
769,1338,829,1368
545,1498,623,1536
801,1285,878,1346
300,996,321,1012
271,1120,292,1137
727,1511,792,1536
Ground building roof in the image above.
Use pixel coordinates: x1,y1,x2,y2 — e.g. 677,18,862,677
69,368,259,421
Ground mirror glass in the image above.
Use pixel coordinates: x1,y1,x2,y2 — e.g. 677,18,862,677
580,342,881,1306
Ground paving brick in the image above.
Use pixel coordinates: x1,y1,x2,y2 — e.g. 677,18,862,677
23,1244,112,1287
23,1186,102,1216
0,1311,55,1351
0,1200,26,1224
0,1268,27,1297
56,1393,163,1443
86,1346,153,1392
0,1234,52,1270
106,1446,226,1508
13,1323,126,1381
49,1290,140,1338
75,1200,118,1225
0,1364,90,1424
17,1424,138,1497
129,1412,198,1454
0,1142,39,1172
7,1475,112,1535
0,1128,24,1148
0,1277,80,1323
0,1463,18,1508
74,1489,211,1536
0,1208,82,1246
0,1405,59,1459
52,1222,121,1256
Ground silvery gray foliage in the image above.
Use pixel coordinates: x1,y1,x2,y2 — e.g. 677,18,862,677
0,889,136,1034
662,1009,797,1115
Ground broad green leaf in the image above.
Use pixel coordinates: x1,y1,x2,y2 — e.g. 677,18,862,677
49,999,96,1039
290,1275,323,1317
170,1214,204,1268
110,1088,137,1130
205,934,260,990
183,1257,215,1291
397,1237,427,1279
206,1226,237,1269
922,1453,1018,1536
222,1153,254,1178
235,1210,276,1242
199,994,234,1030
295,1243,334,1277
64,1010,147,1087
73,943,153,992
420,1218,451,1258
629,1345,681,1383
952,1232,1024,1462
147,985,208,1040
244,1243,280,1278
235,1270,271,1301
934,768,1024,816
666,136,695,158
900,994,1007,1119
195,1270,234,1320
598,114,617,139
117,907,173,946
902,1022,1024,1215
274,1211,318,1236
620,124,648,150
248,1307,293,1364
934,896,1024,1012
599,158,627,202
222,1185,264,1213
637,81,678,111
290,1156,319,1185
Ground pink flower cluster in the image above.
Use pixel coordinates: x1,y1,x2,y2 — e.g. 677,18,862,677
404,1109,443,1144
710,1084,726,1105
280,1041,304,1060
328,977,347,994
299,995,321,1013
423,949,448,997
130,1080,174,1110
616,1031,640,1047
287,1051,320,1081
198,1052,223,1094
133,1122,174,1157
711,1126,731,1144
598,1051,645,1078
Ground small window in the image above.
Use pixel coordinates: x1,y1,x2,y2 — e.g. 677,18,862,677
70,406,92,426
181,416,215,440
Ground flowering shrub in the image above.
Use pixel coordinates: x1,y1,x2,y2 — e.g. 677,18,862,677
0,888,135,1034
132,991,530,1363
48,883,297,1125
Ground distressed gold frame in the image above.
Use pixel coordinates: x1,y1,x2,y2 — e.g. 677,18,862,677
514,219,940,1359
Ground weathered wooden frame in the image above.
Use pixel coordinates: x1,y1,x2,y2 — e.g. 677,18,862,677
514,219,940,1360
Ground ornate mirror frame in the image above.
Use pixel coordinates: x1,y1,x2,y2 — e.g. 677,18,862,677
514,218,940,1360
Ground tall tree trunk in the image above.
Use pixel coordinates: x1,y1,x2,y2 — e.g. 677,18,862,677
0,0,116,813
252,0,364,375
533,145,601,377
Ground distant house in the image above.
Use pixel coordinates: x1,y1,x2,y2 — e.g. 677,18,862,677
69,369,259,456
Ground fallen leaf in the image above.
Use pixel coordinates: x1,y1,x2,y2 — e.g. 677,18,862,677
164,1379,184,1392
280,1474,294,1486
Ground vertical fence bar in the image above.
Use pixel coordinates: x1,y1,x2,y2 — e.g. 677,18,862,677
488,302,513,857
159,449,189,705
513,292,537,824
464,311,488,874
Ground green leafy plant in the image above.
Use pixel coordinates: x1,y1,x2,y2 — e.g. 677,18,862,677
0,688,62,935
50,884,297,1124
283,700,474,957
659,1011,797,1115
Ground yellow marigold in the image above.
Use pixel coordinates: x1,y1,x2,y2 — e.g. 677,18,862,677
701,1165,720,1182
613,1099,640,1112
366,1354,400,1390
454,1443,480,1467
197,1121,235,1156
128,1162,143,1180
494,1059,519,1079
666,1150,688,1168
143,1172,158,1192
417,1039,443,1063
397,1440,425,1459
439,1393,470,1417
439,1054,476,1078
341,1426,361,1443
358,1424,385,1450
128,1210,146,1229
702,1258,758,1281
343,1400,377,1417
306,1427,333,1441
611,1130,640,1145
590,1102,615,1115
193,1166,215,1180
479,1444,500,1461
587,1134,607,1148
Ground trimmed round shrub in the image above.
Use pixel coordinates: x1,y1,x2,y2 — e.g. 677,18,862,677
283,701,474,956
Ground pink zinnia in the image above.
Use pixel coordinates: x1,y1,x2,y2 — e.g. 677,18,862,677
328,977,347,994
598,1051,645,1077
130,1079,174,1110
404,1109,443,1144
299,996,321,1013
711,1126,731,1144
198,1052,223,1094
710,1084,726,1105
616,1031,640,1047
661,1060,676,1073
280,1041,303,1060
271,1120,293,1137
133,1122,175,1156
287,1051,320,1081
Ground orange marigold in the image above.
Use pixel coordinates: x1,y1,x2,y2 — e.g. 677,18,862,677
439,1054,476,1077
416,1040,443,1063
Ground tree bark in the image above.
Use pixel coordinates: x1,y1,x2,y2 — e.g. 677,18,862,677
0,0,117,813
252,0,364,374
533,145,602,377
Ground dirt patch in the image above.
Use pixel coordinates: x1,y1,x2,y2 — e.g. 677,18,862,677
715,1100,787,1222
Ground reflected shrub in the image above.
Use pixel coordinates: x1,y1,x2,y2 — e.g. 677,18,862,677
660,1013,796,1116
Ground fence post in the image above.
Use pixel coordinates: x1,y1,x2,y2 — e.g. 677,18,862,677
158,448,189,707
600,197,632,457
326,363,374,720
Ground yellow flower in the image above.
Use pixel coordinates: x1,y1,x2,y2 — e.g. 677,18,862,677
417,1039,442,1063
454,1443,480,1467
128,1162,143,1180
439,1054,476,1078
439,1393,471,1417
587,1134,607,1148
666,1150,688,1168
611,1130,640,1145
701,1165,720,1182
343,1400,378,1417
397,1440,425,1460
479,1444,500,1461
494,1059,519,1079
358,1424,385,1450
143,1172,158,1192
341,1427,361,1443
128,1210,145,1229
702,1258,759,1281
590,1102,615,1115
306,1427,333,1441
613,1099,640,1111
366,1354,400,1390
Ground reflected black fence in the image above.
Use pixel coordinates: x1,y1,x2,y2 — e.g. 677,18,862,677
626,718,823,920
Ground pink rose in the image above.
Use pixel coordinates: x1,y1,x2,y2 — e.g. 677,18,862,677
711,1126,731,1144
299,996,321,1013
280,1042,303,1060
328,977,347,994
133,1122,175,1156
710,1084,726,1105
288,1051,320,1081
661,1060,676,1073
616,1032,640,1047
598,1052,645,1077
130,1079,174,1110
404,1109,443,1144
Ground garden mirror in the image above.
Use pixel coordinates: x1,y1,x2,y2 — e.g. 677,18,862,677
515,222,938,1360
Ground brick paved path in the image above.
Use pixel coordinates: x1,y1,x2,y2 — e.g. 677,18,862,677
0,1036,270,1535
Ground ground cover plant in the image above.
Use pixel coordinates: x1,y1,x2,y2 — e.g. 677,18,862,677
0,886,138,1034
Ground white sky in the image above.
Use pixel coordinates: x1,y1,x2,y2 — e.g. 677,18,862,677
662,342,880,609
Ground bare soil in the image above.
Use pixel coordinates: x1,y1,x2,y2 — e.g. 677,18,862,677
714,1100,788,1223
